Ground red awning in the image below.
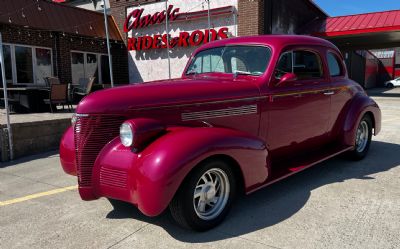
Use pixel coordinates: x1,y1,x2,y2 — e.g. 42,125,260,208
0,0,123,41
312,10,400,37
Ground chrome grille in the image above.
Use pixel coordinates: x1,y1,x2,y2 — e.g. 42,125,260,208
74,115,125,187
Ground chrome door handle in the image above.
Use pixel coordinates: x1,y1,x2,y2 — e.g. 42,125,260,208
324,91,335,95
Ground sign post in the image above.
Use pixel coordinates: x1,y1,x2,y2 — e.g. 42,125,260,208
165,0,171,79
207,0,211,40
103,0,115,87
0,32,14,160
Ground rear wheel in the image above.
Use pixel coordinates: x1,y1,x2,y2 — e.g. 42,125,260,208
387,83,394,88
348,115,372,160
169,160,236,231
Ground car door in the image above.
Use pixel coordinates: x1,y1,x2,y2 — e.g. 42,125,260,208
266,47,331,160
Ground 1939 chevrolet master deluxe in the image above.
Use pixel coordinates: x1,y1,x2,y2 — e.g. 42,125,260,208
60,35,381,231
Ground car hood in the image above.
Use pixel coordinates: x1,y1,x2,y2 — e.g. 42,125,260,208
76,77,260,114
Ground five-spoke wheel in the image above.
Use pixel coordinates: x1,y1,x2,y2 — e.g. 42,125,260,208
169,160,236,231
349,114,372,160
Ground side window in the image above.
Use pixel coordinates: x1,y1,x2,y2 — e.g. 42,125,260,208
275,51,293,79
293,51,323,80
327,52,342,77
231,57,248,72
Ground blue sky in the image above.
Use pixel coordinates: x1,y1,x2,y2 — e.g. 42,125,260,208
314,0,400,16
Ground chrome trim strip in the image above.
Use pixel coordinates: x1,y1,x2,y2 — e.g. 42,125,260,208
182,105,257,121
131,96,266,111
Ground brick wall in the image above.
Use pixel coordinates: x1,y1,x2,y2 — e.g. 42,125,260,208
0,24,129,85
237,0,265,36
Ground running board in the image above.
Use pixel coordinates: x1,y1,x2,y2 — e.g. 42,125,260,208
247,145,354,194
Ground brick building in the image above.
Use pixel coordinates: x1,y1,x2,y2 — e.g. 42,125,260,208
0,0,129,88
108,0,326,83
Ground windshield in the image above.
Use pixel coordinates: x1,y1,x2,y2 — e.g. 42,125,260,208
186,46,271,76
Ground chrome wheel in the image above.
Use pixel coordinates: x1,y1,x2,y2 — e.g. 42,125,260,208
355,120,369,152
193,168,230,220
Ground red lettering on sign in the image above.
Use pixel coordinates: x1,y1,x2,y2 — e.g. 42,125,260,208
152,35,162,49
178,32,190,47
203,29,218,44
127,28,230,51
218,27,229,39
124,5,180,32
189,30,205,47
127,37,136,50
142,36,153,50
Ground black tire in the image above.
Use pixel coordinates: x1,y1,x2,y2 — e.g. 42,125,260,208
348,115,372,160
387,83,394,88
169,160,236,231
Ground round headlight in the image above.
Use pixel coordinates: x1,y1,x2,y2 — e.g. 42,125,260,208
71,114,77,126
120,123,134,147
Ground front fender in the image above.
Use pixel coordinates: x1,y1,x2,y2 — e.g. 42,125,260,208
92,127,268,216
342,93,381,146
59,126,76,176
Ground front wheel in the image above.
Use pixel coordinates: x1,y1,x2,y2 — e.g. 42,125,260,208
348,115,372,160
169,160,236,231
387,83,394,88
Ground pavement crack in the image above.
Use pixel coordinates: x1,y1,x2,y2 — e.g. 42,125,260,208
107,224,150,249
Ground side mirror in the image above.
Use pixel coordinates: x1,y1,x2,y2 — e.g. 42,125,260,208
277,73,297,86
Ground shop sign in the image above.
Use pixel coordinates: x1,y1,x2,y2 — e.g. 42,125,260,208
127,28,228,51
124,5,180,32
125,4,231,51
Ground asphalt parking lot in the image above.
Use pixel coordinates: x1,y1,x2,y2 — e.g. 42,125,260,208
1,89,400,249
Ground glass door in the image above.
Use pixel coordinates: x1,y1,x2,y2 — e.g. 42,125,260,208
15,46,34,84
35,48,53,85
0,45,13,85
71,52,85,85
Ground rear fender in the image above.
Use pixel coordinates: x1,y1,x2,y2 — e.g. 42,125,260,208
342,94,381,146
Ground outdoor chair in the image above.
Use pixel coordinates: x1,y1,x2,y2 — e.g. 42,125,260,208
44,77,61,87
72,77,95,101
43,84,72,113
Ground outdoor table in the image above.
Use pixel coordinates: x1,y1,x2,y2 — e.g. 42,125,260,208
0,86,50,112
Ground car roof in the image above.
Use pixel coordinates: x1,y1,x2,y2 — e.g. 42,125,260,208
195,35,339,53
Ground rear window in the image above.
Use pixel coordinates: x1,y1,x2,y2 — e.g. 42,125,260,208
327,52,343,77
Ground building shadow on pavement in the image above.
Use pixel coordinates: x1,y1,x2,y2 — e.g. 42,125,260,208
367,87,400,98
106,140,400,242
0,150,59,168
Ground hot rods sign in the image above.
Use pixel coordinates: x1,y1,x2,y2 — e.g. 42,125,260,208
124,4,230,51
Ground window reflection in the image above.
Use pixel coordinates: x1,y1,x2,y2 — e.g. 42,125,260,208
15,46,33,84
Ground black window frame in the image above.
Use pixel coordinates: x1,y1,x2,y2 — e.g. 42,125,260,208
275,48,325,81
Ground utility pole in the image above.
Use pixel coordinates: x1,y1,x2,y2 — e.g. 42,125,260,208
165,0,171,79
103,0,115,87
0,32,14,160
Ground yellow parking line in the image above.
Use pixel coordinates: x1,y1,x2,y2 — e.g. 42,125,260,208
0,185,78,207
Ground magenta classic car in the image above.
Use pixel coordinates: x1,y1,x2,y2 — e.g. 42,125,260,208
60,35,381,231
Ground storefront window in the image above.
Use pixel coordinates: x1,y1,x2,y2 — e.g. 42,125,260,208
0,45,12,85
101,55,111,84
86,53,99,84
35,48,52,85
71,52,85,85
71,52,110,84
15,46,33,84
